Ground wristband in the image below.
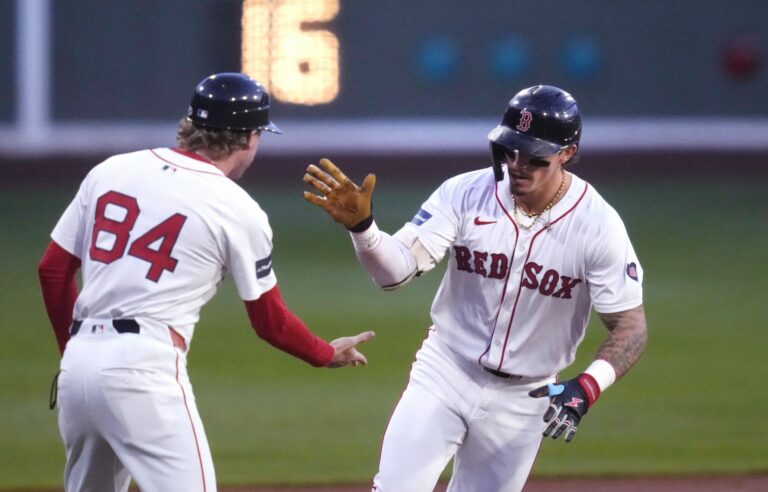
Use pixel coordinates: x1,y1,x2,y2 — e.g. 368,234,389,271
584,359,617,392
576,373,601,407
347,215,374,233
350,220,382,251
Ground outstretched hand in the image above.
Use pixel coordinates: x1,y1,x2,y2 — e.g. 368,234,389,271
303,158,376,229
326,330,376,368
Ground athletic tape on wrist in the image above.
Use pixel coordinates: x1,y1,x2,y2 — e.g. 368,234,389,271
349,220,382,251
584,359,617,392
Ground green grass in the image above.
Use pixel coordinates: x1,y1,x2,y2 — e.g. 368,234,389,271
0,176,766,488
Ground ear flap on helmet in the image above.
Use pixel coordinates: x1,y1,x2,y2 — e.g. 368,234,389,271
491,142,506,181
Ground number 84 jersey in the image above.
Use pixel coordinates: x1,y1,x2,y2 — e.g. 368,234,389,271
399,167,643,378
50,148,277,342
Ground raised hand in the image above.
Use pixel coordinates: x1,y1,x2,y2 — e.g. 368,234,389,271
303,158,376,230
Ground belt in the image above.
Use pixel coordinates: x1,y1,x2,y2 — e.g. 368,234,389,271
71,319,139,335
70,319,187,351
482,366,524,380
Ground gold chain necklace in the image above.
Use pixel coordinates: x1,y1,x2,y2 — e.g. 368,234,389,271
513,169,566,229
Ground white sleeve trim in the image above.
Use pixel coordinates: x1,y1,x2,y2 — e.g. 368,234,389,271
409,238,438,275
593,298,643,314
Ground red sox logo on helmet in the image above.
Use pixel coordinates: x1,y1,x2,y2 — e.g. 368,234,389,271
516,110,533,132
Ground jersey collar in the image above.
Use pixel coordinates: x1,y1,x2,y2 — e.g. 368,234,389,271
150,148,226,176
171,147,216,165
496,166,586,227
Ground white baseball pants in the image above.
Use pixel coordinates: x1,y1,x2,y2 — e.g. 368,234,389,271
57,321,215,492
372,331,553,492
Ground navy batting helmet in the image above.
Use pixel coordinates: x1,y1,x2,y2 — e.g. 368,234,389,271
187,73,281,134
488,85,581,181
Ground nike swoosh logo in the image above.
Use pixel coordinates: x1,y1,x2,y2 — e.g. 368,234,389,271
474,217,497,225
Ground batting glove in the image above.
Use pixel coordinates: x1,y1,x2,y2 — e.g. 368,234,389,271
303,158,376,231
528,374,601,443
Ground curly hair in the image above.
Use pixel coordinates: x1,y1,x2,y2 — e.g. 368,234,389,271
175,118,252,161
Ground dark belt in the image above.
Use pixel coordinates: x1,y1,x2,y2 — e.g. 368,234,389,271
482,366,524,380
70,319,140,336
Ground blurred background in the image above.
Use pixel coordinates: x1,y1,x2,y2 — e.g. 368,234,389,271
1,0,766,489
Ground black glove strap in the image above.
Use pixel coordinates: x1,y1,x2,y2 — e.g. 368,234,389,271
347,215,374,233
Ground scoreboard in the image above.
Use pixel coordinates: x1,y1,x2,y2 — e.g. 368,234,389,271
0,0,765,123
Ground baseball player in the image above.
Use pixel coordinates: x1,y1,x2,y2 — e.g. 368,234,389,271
303,85,648,491
37,72,374,492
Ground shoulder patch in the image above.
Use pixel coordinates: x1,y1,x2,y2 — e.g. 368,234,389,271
256,254,273,279
410,208,433,226
626,262,639,281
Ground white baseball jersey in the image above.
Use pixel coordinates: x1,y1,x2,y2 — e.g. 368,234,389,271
51,147,280,491
399,166,643,378
51,147,277,343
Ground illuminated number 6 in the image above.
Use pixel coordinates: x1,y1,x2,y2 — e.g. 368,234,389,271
242,0,340,105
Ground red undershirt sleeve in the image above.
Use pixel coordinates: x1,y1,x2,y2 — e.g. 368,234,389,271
244,285,335,367
38,240,81,355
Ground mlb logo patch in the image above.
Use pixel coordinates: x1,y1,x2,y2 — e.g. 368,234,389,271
196,109,209,119
626,262,639,281
410,208,432,226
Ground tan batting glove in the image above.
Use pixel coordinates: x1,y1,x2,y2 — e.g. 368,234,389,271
303,158,376,230
326,330,376,368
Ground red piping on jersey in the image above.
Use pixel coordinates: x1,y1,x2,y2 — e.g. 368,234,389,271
495,181,589,371
478,183,520,367
175,351,207,491
150,149,223,176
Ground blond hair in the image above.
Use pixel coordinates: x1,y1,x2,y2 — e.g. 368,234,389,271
175,117,251,161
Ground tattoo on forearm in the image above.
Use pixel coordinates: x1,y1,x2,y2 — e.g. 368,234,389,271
596,306,648,379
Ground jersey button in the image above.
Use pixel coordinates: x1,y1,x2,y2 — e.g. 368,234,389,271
494,339,502,347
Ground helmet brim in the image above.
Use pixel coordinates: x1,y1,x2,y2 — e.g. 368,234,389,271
259,122,282,135
488,125,563,158
188,116,282,135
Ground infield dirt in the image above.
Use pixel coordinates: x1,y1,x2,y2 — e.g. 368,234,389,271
221,474,768,492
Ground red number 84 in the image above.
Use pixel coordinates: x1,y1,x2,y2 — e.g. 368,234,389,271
89,191,187,282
